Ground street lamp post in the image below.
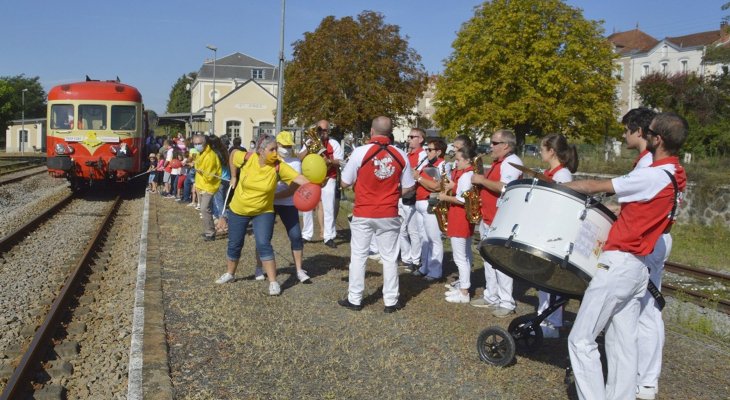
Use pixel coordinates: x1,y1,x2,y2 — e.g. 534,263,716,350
206,44,217,136
275,0,286,134
185,74,195,136
21,88,28,153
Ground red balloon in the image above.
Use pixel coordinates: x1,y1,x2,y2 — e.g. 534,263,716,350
293,183,322,212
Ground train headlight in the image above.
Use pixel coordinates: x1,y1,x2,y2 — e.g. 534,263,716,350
55,143,74,155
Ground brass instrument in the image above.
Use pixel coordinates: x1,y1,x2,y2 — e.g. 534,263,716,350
433,169,450,233
304,126,325,155
463,156,484,224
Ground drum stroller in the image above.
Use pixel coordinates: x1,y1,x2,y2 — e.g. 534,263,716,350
474,177,616,366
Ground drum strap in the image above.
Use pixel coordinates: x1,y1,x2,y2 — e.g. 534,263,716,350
646,280,665,311
662,169,680,234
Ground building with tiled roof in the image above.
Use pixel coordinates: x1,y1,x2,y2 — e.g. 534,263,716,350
610,24,728,117
189,52,281,143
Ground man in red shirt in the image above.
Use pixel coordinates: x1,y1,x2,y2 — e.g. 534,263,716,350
470,129,523,318
338,116,415,313
400,128,427,271
564,113,688,400
301,120,343,248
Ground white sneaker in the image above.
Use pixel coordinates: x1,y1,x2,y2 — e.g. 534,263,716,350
444,281,461,290
254,267,265,280
297,270,311,283
187,202,196,207
636,386,657,400
445,291,470,303
269,281,281,296
215,273,235,284
540,323,560,339
367,253,381,261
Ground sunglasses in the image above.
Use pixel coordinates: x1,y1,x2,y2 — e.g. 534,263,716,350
646,127,662,138
408,135,421,139
426,147,437,151
491,141,504,146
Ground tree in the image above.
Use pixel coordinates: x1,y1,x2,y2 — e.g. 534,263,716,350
636,72,730,156
703,2,730,64
0,75,47,139
434,0,618,144
283,11,427,135
166,73,197,114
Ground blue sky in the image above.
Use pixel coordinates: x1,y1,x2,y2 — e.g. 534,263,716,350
1,0,724,113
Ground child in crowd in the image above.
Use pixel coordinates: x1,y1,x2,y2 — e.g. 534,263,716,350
147,153,158,193
440,147,476,304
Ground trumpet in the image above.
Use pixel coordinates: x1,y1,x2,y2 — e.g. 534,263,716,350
463,155,484,224
304,126,325,155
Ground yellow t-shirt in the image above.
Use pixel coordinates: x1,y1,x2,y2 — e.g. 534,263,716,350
229,151,298,216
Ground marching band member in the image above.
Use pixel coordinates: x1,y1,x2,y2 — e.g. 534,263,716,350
621,108,671,400
400,128,427,272
412,138,451,281
338,116,415,313
536,133,579,337
564,113,687,400
440,147,476,303
470,129,523,318
301,120,343,248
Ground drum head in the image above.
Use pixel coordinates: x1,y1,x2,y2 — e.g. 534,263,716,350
479,239,592,299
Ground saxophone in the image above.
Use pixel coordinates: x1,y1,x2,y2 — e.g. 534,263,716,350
463,156,484,224
433,169,450,233
304,126,325,155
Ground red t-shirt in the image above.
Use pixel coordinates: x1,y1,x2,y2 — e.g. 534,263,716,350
341,137,412,218
604,157,686,255
416,158,446,201
447,167,475,238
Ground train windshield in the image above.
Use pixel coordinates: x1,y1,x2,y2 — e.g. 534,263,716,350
78,104,107,130
111,105,137,130
50,104,74,129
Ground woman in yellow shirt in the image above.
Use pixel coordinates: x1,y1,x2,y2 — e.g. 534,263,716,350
215,134,310,296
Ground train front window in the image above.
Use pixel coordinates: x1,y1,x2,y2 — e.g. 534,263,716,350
50,104,74,129
78,105,107,130
111,105,137,130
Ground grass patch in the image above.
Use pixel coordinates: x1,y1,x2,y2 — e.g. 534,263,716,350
668,222,730,273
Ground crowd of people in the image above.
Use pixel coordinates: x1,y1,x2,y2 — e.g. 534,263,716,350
148,108,687,400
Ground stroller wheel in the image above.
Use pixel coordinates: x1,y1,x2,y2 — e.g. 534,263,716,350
508,313,544,353
476,326,515,367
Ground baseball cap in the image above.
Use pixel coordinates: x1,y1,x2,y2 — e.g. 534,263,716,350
276,131,294,146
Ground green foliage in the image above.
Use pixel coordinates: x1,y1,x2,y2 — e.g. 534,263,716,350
0,75,47,138
166,73,197,114
283,11,427,136
434,0,618,144
635,72,730,156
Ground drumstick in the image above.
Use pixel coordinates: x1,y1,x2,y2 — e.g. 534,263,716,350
509,162,554,183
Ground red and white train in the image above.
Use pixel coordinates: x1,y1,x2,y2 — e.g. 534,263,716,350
46,78,150,189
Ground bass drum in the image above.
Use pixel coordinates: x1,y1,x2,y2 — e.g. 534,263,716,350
479,179,616,299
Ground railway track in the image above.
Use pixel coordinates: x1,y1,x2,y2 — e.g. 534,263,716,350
0,166,47,185
0,195,121,399
662,260,730,314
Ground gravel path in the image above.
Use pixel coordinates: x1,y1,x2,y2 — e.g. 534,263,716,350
155,196,730,400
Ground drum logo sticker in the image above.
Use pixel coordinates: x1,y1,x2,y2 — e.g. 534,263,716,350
574,220,600,259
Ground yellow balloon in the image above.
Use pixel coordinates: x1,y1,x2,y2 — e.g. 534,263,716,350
302,154,327,184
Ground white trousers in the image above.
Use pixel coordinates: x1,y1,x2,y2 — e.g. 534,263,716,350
479,221,515,309
301,177,337,241
537,291,563,327
347,216,402,307
568,250,649,400
415,199,443,278
398,199,422,265
450,237,472,290
637,233,672,390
